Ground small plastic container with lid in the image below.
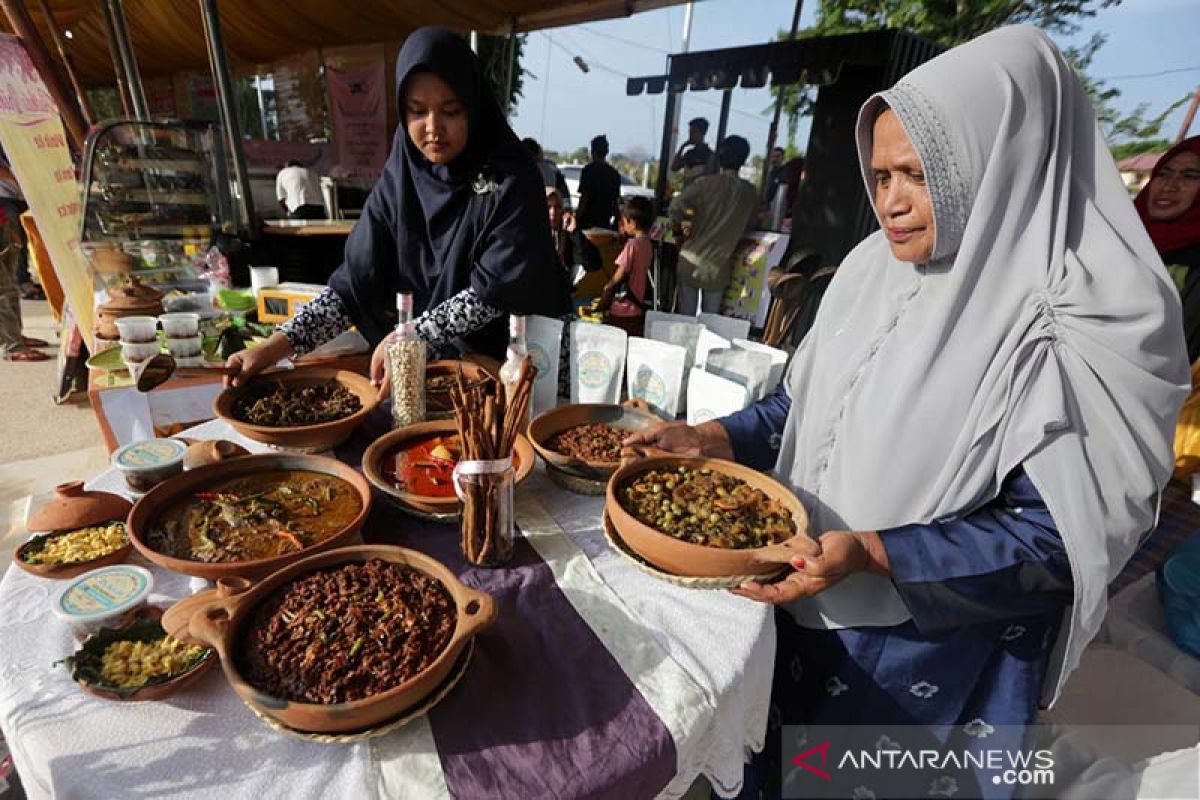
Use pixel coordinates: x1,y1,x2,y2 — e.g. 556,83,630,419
111,438,187,492
158,312,200,338
115,315,159,344
166,335,202,358
51,564,154,640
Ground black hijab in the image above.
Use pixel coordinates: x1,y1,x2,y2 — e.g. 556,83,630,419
328,27,570,358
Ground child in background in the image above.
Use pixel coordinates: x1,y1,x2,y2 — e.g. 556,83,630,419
598,195,653,336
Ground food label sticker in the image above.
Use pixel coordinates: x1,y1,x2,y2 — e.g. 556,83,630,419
578,350,613,389
631,364,667,407
528,341,550,378
115,438,185,468
60,569,148,615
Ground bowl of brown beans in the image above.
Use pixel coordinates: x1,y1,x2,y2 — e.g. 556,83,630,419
528,403,662,479
606,453,813,578
213,367,378,452
160,544,496,734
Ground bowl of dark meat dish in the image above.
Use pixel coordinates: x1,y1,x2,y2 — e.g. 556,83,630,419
606,453,811,577
361,419,534,518
424,360,495,420
160,544,496,733
213,367,377,452
127,453,372,579
528,403,661,479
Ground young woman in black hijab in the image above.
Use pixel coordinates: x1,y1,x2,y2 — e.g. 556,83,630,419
226,27,571,394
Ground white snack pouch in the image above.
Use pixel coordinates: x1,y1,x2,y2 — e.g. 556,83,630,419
697,312,751,343
687,367,749,425
570,321,627,404
694,327,731,370
626,337,687,418
526,315,564,417
732,338,789,394
644,312,704,409
705,347,774,401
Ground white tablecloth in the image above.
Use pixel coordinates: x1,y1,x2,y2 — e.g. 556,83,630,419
0,419,775,800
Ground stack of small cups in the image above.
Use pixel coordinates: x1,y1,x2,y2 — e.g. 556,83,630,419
159,312,202,366
114,316,160,373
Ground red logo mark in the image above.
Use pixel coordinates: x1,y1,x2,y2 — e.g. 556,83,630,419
792,741,833,780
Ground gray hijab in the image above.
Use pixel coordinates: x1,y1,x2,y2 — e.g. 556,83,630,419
773,25,1189,704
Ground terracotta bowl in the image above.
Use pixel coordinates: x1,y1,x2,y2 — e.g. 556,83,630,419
424,360,495,420
361,419,534,517
605,452,813,577
160,544,497,733
66,606,217,702
127,452,372,580
213,367,378,452
528,403,662,480
15,534,133,580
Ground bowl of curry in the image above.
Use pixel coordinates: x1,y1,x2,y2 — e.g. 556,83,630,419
361,419,534,518
127,453,372,579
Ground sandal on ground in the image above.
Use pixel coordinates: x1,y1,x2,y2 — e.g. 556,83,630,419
20,335,50,348
4,347,51,362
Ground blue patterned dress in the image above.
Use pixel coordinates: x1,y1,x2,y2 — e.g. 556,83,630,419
719,386,1074,799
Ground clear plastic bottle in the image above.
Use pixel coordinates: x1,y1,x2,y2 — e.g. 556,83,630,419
387,292,426,428
499,314,529,428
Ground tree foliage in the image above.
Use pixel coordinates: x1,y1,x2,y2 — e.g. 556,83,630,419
769,0,1181,149
477,34,527,114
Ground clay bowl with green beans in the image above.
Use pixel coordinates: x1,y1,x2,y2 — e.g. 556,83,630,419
606,450,812,577
213,367,377,452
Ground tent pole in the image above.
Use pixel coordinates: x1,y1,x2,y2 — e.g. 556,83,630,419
198,0,257,236
0,0,87,149
715,88,731,149
761,0,803,197
97,0,133,117
503,31,515,116
654,87,677,214
1177,84,1200,143
104,0,148,119
33,0,94,123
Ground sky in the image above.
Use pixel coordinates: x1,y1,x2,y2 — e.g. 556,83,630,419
508,0,1200,162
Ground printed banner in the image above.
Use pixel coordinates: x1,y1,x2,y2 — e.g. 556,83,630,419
0,34,94,351
326,62,387,179
722,231,789,328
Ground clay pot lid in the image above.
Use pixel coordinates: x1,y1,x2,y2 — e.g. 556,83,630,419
28,481,133,532
183,439,250,470
101,276,163,312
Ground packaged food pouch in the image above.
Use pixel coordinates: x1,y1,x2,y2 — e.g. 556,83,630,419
732,338,789,394
686,367,750,425
705,347,774,401
526,315,564,417
645,312,704,408
626,336,687,417
695,327,731,370
697,312,751,343
570,321,627,404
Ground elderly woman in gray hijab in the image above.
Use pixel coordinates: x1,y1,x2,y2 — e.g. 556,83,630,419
629,24,1188,796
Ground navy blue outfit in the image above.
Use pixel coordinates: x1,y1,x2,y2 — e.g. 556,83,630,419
718,386,1074,799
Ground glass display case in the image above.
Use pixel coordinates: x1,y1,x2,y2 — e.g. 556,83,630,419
79,119,235,247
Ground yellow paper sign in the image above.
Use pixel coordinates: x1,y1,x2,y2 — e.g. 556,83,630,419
0,35,94,351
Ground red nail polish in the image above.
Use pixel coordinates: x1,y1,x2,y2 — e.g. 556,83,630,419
793,557,805,569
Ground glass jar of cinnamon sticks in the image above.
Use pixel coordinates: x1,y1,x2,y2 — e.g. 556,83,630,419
449,351,536,568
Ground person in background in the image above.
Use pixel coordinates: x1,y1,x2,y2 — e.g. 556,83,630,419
523,137,571,206
670,117,716,187
0,150,40,301
0,201,49,362
781,154,806,220
545,187,578,275
1135,136,1200,361
597,195,653,336
575,134,622,271
227,27,570,394
275,160,325,220
668,135,758,315
765,146,786,204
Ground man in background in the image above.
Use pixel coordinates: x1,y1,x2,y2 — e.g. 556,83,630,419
670,117,716,187
275,160,325,220
576,134,622,272
669,135,758,315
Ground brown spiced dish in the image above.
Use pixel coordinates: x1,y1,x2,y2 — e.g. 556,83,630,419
231,379,362,427
548,423,626,463
238,559,456,704
620,466,796,549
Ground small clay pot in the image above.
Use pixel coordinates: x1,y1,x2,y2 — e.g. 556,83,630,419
528,403,661,480
183,439,250,470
